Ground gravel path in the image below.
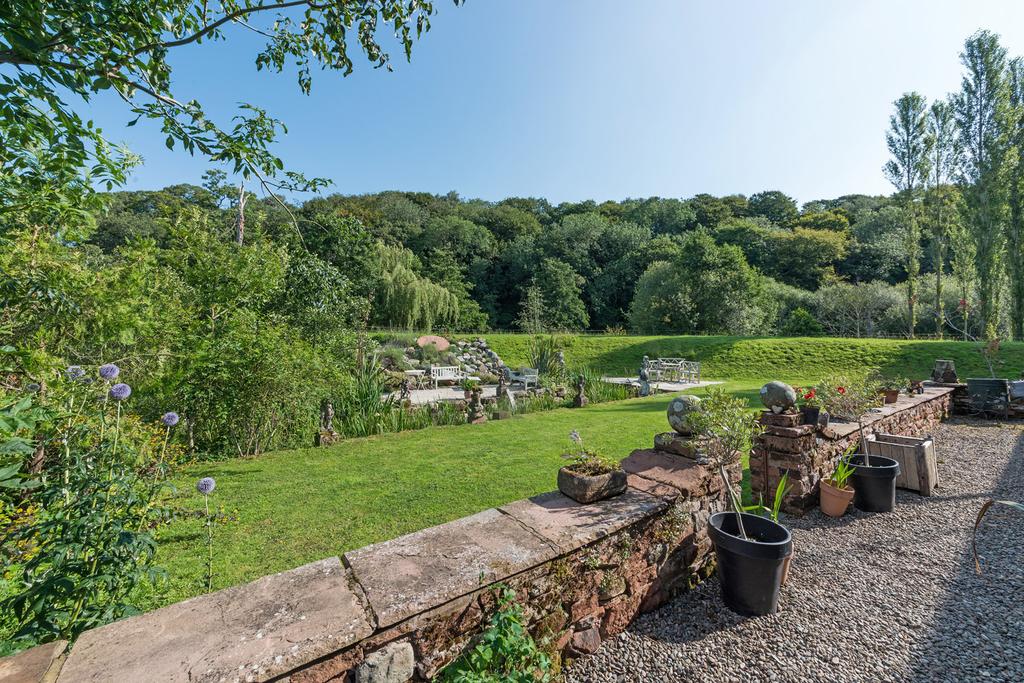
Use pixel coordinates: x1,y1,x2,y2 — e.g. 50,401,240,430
566,419,1024,683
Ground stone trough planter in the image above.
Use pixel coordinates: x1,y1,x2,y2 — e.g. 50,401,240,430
557,466,627,504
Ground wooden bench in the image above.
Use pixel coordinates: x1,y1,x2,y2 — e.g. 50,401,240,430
504,367,539,391
429,366,479,389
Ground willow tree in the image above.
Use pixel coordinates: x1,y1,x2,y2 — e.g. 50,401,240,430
925,99,961,338
884,92,932,338
376,246,459,331
953,30,1015,340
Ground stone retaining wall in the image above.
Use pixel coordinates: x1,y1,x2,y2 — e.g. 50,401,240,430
750,385,955,512
5,451,740,683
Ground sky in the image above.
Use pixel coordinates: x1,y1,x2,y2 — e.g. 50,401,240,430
86,0,1024,207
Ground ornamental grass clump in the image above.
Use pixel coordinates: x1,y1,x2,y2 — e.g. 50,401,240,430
687,387,764,540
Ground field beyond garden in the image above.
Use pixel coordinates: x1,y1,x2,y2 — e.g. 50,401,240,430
142,334,1024,612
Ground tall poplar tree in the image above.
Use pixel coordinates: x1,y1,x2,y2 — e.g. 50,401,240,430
925,99,961,338
884,92,932,338
1006,57,1024,339
953,30,1015,340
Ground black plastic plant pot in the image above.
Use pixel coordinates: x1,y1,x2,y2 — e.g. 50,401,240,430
848,454,901,512
708,512,793,616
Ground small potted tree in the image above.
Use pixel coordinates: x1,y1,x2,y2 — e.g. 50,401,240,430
820,375,901,513
819,447,856,517
556,430,627,504
691,388,793,616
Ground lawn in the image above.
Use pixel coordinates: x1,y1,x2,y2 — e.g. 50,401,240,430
142,335,1024,611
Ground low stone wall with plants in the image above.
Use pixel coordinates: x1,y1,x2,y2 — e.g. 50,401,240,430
750,385,955,512
4,450,739,683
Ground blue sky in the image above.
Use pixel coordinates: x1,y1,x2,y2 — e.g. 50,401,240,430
90,0,1024,206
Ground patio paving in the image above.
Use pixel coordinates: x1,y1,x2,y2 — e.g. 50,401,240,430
565,418,1024,683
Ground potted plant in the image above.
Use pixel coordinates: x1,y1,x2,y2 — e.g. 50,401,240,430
690,388,792,616
877,375,906,404
819,446,856,518
556,430,627,504
820,374,901,513
460,378,480,399
744,472,794,586
794,386,822,426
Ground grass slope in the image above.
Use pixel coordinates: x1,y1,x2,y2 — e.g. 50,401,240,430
145,335,1023,610
479,334,1024,380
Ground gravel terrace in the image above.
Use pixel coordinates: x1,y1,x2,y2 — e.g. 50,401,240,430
565,419,1024,683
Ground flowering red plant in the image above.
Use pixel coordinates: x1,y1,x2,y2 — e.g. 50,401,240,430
837,386,847,395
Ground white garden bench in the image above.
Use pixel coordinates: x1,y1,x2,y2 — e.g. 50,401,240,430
649,358,701,383
429,365,479,389
505,367,539,390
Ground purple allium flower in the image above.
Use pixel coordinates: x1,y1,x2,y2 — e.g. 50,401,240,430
26,382,40,393
66,365,86,381
161,411,180,427
99,363,120,380
569,430,582,444
109,383,132,401
196,477,216,495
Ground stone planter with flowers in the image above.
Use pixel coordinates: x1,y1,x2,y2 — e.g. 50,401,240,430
557,430,627,504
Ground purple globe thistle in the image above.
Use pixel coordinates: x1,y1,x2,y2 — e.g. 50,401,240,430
66,365,86,381
99,363,120,380
109,383,132,401
196,477,216,495
161,411,180,427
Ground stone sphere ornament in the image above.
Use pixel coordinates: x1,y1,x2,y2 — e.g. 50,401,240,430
760,381,797,413
667,394,702,435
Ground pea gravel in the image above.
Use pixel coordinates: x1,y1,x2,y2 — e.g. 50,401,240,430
565,419,1024,683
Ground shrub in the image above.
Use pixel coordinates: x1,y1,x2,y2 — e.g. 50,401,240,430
778,307,824,336
1,366,173,653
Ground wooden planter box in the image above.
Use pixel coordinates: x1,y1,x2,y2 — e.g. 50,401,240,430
865,433,937,496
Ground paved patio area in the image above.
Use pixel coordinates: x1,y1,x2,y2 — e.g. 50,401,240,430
566,418,1024,683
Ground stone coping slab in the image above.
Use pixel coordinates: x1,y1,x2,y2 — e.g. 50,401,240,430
619,449,714,498
0,640,66,683
499,488,667,553
58,557,371,683
343,508,559,629
822,386,953,440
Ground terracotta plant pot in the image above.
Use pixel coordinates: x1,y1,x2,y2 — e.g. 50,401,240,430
883,389,899,404
557,466,627,504
819,479,854,517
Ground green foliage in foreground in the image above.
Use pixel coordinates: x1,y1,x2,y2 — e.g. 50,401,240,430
440,586,551,683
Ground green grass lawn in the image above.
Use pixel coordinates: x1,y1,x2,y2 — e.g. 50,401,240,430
143,334,1024,611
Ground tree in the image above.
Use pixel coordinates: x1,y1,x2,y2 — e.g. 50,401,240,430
0,1,461,228
748,191,799,227
953,30,1015,340
796,210,850,232
813,281,902,338
628,231,774,335
532,258,589,331
374,246,459,331
925,99,961,338
884,92,932,337
1007,57,1024,339
690,194,733,228
516,284,547,334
